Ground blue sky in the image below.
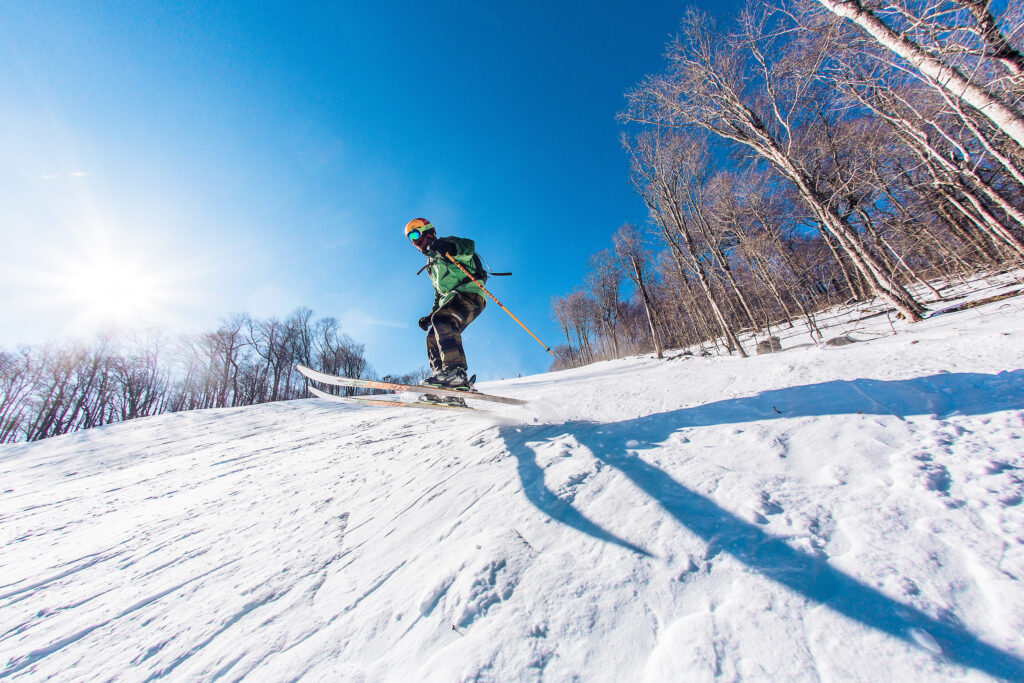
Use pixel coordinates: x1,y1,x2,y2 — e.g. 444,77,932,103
0,1,739,381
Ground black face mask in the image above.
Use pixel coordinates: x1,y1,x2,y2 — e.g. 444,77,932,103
414,233,435,254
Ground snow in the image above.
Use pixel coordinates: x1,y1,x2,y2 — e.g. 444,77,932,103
2,275,1024,681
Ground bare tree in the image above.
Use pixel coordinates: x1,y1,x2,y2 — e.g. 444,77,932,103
613,224,664,359
0,350,33,443
820,38,1024,259
625,133,749,355
585,250,624,358
113,329,168,421
814,0,1024,149
626,8,927,320
0,305,377,442
551,295,580,366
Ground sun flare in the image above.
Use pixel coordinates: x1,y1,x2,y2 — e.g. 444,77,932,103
67,256,159,321
39,244,184,330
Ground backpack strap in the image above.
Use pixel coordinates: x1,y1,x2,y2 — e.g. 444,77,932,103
476,253,511,278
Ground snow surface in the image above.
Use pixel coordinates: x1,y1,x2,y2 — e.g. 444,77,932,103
2,276,1024,681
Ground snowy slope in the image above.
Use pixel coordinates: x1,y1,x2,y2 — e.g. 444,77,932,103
2,279,1024,681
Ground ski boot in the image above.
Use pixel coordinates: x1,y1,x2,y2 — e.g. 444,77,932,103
422,366,475,392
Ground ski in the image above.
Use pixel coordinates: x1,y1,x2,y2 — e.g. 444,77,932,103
306,384,479,411
296,365,527,406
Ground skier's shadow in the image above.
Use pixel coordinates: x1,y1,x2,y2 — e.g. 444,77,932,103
497,370,1024,680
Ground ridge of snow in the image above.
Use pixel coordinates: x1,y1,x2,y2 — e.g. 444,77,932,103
2,275,1024,680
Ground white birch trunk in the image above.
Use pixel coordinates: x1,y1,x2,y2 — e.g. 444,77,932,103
818,0,1024,151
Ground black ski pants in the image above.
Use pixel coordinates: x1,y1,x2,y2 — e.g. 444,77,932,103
426,292,486,372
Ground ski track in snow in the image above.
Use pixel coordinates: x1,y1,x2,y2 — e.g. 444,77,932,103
2,276,1024,681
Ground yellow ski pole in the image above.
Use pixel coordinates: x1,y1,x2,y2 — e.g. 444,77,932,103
445,254,556,357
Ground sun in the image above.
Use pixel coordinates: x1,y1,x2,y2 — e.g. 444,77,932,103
68,255,160,322
0,236,199,343
44,244,181,330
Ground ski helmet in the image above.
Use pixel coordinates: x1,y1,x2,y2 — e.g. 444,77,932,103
405,217,435,242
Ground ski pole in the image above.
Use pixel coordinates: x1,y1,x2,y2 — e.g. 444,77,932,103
445,253,556,357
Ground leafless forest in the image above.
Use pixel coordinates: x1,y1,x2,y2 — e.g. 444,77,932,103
551,0,1024,369
0,309,423,443
6,0,1024,440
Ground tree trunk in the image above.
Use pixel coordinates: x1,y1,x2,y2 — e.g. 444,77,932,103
818,0,1024,151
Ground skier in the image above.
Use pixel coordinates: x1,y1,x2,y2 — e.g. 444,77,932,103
405,218,487,405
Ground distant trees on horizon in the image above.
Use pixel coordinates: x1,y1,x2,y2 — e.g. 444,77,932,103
551,0,1024,369
0,309,422,443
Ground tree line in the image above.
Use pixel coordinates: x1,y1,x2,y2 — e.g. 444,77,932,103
0,308,421,443
551,0,1024,369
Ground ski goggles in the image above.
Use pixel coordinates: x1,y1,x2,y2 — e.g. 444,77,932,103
407,225,433,242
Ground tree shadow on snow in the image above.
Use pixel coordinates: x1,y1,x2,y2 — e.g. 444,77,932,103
497,370,1024,679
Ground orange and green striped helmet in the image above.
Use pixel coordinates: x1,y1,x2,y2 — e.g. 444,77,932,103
404,218,435,242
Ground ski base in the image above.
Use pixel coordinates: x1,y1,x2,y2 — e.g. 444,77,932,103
296,365,526,406
306,385,479,411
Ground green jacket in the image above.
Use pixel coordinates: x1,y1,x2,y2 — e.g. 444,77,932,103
427,235,486,312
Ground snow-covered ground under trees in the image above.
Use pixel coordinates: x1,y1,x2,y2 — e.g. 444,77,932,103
2,273,1024,682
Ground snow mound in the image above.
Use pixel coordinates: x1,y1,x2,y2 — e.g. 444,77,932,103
2,282,1024,680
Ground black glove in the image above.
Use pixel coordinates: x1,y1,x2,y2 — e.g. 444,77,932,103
418,315,432,331
427,238,456,258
